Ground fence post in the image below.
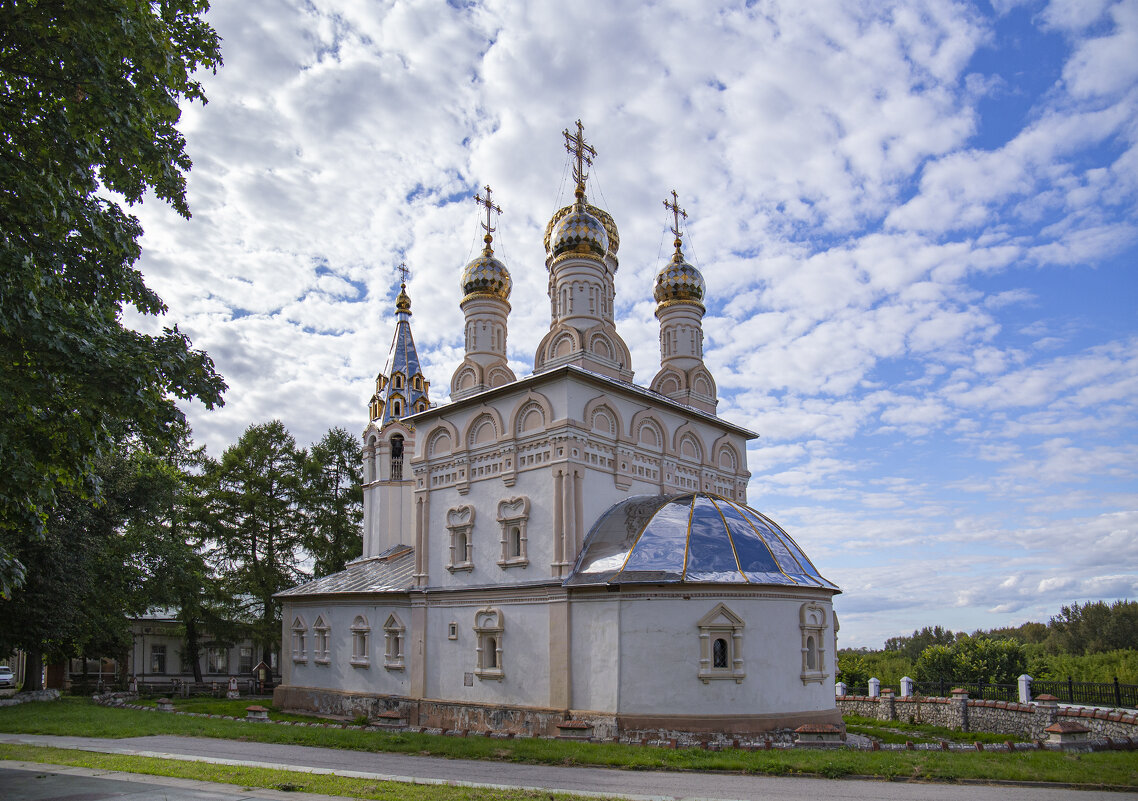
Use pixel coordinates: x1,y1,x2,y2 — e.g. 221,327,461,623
1115,677,1122,708
1018,674,1032,704
900,676,913,698
868,677,880,698
1067,675,1074,703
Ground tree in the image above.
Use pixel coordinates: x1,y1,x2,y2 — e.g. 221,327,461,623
0,0,226,597
0,437,173,689
199,421,308,669
303,427,363,577
884,625,957,662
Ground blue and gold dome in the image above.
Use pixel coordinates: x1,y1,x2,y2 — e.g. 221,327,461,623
545,202,619,256
654,241,705,305
461,238,511,301
551,201,609,259
567,493,838,589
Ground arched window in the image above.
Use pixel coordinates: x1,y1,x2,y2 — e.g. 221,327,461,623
392,400,401,417
799,602,829,684
446,506,474,572
350,615,370,667
393,374,403,389
806,635,817,670
473,608,503,680
313,616,330,664
383,614,405,671
291,616,308,663
713,637,728,669
497,497,529,569
390,434,404,480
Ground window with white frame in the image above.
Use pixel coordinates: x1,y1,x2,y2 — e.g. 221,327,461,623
697,603,745,683
207,646,229,674
313,616,330,664
473,607,503,680
383,613,405,670
799,602,829,684
350,615,370,667
239,646,254,674
496,497,529,568
446,505,474,572
150,644,167,674
291,616,308,663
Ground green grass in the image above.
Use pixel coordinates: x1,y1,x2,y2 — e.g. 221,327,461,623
0,698,1136,787
131,695,320,722
0,744,611,800
842,715,1033,745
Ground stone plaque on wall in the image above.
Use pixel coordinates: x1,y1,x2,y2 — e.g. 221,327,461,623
464,672,474,686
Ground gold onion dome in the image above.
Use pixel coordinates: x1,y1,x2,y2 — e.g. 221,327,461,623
544,203,619,255
551,200,609,258
395,283,412,314
654,239,705,305
461,238,512,301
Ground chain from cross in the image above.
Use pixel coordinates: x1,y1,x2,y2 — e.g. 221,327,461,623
398,262,410,285
563,119,597,191
664,189,687,238
473,185,502,237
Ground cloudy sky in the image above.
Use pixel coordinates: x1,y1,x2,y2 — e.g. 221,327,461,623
130,0,1138,648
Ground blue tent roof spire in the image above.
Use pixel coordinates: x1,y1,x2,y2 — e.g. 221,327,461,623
368,274,430,426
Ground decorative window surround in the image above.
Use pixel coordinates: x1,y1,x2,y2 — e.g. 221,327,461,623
473,607,504,680
496,496,530,568
313,616,330,664
350,615,370,668
383,614,405,671
291,616,308,663
800,602,829,684
697,604,745,683
446,505,475,572
448,622,458,640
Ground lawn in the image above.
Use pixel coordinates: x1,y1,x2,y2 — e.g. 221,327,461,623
0,698,1135,788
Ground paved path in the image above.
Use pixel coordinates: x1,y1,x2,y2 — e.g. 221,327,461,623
1,732,1134,801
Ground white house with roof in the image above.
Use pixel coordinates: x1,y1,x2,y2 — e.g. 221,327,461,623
273,125,841,738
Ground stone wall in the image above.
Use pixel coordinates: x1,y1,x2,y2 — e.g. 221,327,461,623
837,692,1138,740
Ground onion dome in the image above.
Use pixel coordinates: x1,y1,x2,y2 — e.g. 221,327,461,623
545,203,620,256
395,283,412,315
567,493,838,589
551,198,609,259
653,239,705,305
461,237,512,301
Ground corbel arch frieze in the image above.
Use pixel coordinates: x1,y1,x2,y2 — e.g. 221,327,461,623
711,434,742,476
420,421,460,462
650,367,686,396
450,361,483,395
688,365,717,399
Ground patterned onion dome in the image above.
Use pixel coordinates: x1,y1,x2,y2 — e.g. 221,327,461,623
461,245,512,301
567,493,838,589
544,203,620,255
551,201,610,259
653,244,705,305
395,283,412,314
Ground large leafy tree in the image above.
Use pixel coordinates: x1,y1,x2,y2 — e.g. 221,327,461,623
0,0,226,596
303,427,363,577
199,421,308,669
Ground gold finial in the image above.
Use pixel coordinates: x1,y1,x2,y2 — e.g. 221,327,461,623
664,189,688,261
395,262,411,315
563,119,597,200
473,185,502,254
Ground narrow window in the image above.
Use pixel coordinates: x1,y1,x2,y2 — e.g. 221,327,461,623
151,645,167,674
496,497,530,569
807,635,817,670
390,435,404,481
383,614,405,670
291,617,308,663
394,374,403,388
350,616,370,667
473,607,504,680
446,506,474,572
713,638,728,669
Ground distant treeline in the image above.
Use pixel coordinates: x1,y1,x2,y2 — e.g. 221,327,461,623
839,600,1138,686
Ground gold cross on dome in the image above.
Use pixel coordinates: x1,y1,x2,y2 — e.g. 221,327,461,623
664,189,687,238
563,119,597,193
473,185,502,237
398,261,410,285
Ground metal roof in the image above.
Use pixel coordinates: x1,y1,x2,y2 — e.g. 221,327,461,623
276,547,415,597
566,493,839,590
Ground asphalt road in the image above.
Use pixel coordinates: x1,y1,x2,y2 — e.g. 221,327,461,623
1,732,1134,801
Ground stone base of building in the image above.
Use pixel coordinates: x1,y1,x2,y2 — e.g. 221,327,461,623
273,684,842,740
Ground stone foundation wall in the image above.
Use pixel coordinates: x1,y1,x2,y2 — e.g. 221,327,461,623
837,693,1138,740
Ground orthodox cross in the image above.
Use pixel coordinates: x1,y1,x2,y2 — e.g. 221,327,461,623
664,189,687,238
563,119,597,193
473,185,502,237
398,261,410,285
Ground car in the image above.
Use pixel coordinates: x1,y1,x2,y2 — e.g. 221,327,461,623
0,665,14,689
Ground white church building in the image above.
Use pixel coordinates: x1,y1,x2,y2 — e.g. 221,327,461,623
274,126,841,738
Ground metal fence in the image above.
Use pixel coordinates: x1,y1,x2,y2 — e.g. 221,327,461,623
1030,677,1138,709
840,677,1138,709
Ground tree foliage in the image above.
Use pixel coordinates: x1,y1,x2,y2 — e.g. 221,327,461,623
0,0,226,596
303,427,363,577
198,421,308,665
884,625,959,663
1048,601,1138,655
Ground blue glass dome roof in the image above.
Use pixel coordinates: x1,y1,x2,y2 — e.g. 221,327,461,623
567,493,838,589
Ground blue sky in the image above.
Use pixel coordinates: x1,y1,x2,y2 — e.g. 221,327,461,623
130,0,1138,648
